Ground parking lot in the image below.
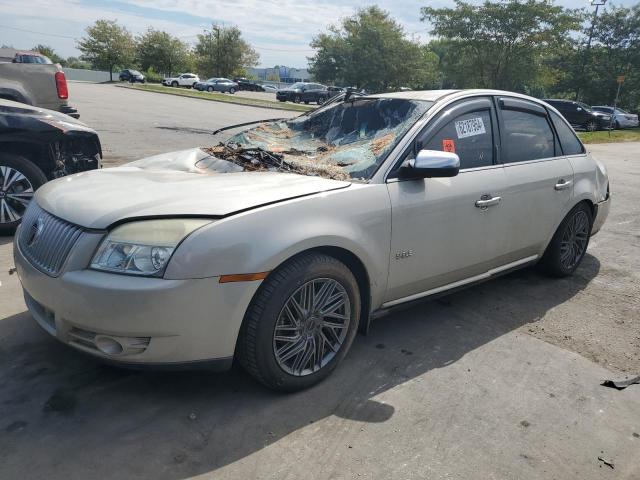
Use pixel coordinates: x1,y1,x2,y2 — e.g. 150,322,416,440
1,83,639,479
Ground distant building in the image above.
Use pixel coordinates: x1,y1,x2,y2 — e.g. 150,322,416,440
248,66,311,84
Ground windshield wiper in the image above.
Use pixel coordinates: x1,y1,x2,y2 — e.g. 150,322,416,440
212,118,287,136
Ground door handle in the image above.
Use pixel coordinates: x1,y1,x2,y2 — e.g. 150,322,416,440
554,179,572,190
475,196,502,208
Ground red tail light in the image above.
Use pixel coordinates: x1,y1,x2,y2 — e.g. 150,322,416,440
55,71,68,99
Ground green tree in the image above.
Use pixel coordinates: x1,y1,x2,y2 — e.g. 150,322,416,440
136,28,189,76
77,19,136,81
309,6,439,91
194,25,259,78
31,44,64,65
421,0,582,92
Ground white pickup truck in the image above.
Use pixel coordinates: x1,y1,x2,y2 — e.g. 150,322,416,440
162,73,200,88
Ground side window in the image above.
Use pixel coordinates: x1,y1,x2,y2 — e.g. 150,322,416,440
549,111,584,155
424,110,494,169
501,109,555,162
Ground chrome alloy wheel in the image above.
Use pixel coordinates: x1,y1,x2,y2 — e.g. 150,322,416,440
0,166,34,224
560,210,589,270
273,278,351,376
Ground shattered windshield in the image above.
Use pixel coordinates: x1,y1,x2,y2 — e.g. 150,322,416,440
205,98,433,181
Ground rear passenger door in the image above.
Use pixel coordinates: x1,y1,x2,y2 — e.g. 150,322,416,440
496,96,574,260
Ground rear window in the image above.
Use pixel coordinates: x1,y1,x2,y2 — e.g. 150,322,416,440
549,111,584,155
502,109,556,162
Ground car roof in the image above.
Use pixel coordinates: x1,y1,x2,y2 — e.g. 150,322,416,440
370,89,558,105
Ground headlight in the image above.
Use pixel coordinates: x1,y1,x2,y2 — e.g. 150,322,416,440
90,219,211,276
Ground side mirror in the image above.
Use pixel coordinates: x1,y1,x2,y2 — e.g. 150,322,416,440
399,150,460,179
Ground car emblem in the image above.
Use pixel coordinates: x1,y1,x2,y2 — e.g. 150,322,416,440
27,217,45,247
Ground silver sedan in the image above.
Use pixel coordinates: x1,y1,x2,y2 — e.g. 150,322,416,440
14,89,610,391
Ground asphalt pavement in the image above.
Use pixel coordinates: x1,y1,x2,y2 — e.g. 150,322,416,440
68,82,298,165
0,85,638,479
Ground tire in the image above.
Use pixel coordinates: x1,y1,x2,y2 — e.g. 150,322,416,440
171,81,178,87
614,120,620,129
318,96,326,105
294,95,302,104
237,252,361,391
207,86,213,92
229,88,236,94
585,120,598,132
0,153,47,235
539,203,593,277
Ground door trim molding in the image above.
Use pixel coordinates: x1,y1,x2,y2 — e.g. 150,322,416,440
381,255,539,308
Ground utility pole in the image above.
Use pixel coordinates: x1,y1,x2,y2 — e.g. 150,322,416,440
575,0,607,101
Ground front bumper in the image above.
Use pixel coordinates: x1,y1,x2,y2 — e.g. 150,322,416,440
14,239,261,367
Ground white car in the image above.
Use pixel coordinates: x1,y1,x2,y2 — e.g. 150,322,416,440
261,84,278,93
14,89,610,391
592,106,639,129
162,73,200,88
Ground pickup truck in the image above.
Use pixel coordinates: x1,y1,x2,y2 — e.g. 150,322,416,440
0,48,79,118
162,73,200,88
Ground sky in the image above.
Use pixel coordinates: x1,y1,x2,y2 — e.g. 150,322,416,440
0,0,636,68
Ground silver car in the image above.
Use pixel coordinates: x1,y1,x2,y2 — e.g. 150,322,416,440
14,90,610,391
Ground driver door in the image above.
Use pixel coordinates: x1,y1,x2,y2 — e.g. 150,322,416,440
385,97,508,304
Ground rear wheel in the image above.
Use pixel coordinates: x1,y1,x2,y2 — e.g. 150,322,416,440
237,252,360,391
207,86,213,92
229,87,236,94
294,95,302,104
540,203,592,277
0,153,47,235
585,120,598,132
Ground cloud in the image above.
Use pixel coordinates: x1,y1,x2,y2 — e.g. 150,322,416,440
1,0,637,67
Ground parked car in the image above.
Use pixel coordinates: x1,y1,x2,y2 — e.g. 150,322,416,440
162,73,199,88
10,51,53,64
194,78,238,94
592,106,639,129
261,84,278,93
0,98,101,234
14,89,610,391
0,47,79,118
276,82,329,104
542,99,611,131
327,86,346,98
233,78,264,91
119,69,145,83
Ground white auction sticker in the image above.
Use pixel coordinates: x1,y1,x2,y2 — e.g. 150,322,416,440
455,117,486,139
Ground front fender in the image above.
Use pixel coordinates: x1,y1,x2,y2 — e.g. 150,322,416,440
165,183,392,309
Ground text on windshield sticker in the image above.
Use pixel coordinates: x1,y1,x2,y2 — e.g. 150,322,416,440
455,117,486,139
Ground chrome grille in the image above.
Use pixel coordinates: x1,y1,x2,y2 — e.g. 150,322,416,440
18,202,83,277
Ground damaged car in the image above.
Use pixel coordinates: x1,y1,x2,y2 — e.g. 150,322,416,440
0,98,101,234
14,90,610,391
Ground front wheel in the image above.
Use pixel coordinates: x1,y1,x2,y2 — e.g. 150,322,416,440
171,81,178,87
0,153,47,235
540,203,592,277
207,86,213,92
229,87,236,94
237,253,361,391
294,95,302,104
585,120,598,132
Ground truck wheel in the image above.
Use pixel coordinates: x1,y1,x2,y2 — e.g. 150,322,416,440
0,153,47,235
237,252,361,391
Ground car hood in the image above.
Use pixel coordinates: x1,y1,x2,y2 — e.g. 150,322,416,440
0,98,95,134
35,148,351,229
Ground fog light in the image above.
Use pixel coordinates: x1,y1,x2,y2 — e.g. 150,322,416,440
95,336,124,355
